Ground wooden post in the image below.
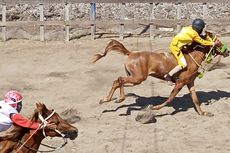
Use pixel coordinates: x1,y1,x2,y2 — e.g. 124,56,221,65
90,3,96,40
65,2,70,42
202,3,208,19
119,3,125,40
176,22,181,34
39,4,45,41
176,2,182,33
149,3,156,40
2,2,6,41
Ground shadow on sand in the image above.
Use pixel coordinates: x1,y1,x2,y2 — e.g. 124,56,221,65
102,90,230,116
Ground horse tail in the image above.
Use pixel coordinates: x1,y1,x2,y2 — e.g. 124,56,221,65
92,39,131,63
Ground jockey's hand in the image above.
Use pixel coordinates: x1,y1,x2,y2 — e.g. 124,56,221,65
214,39,221,47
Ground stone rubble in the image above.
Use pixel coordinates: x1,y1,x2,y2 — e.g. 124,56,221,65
0,3,229,40
3,3,230,21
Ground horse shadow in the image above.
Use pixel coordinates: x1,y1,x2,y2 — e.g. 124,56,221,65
102,90,230,116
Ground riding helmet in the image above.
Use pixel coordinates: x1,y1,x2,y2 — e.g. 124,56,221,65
4,90,23,112
192,18,206,34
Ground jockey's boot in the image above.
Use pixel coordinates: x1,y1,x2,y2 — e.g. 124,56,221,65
164,74,172,81
164,65,183,82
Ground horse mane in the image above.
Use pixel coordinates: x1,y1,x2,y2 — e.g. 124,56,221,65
0,126,28,142
0,109,39,142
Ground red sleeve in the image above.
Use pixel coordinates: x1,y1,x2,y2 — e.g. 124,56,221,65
10,113,40,130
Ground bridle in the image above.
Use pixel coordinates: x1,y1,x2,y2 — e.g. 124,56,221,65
189,35,229,78
187,35,224,78
38,109,66,138
16,109,68,153
17,139,67,153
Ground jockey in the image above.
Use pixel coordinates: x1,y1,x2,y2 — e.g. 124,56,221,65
0,90,56,132
164,18,220,81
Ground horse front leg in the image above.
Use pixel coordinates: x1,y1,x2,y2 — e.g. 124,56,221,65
187,81,214,116
151,82,185,110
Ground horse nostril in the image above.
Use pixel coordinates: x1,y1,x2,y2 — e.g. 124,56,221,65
73,130,78,137
68,130,78,140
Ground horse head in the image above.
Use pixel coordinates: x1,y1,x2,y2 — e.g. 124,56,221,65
33,102,78,140
205,31,229,58
182,32,229,62
212,39,229,58
0,103,78,152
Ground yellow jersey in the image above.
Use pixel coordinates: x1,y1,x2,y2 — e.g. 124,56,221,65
171,26,214,49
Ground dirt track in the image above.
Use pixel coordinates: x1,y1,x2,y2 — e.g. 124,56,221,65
0,37,230,153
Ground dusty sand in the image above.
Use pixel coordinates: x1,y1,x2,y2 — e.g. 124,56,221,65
0,37,229,153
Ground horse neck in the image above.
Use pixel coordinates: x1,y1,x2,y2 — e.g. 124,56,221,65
188,50,206,65
17,131,44,153
0,140,18,153
0,126,27,152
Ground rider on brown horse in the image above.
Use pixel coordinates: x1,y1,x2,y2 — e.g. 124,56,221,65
164,18,220,81
92,23,229,116
0,90,56,132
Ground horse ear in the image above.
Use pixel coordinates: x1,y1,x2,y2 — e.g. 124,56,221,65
36,102,44,112
42,103,48,111
36,102,49,115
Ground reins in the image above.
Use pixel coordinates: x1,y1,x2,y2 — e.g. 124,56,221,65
15,109,68,153
17,138,68,153
15,123,42,152
187,33,217,78
188,52,203,68
188,46,214,79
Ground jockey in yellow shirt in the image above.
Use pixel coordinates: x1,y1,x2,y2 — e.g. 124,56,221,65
164,18,219,81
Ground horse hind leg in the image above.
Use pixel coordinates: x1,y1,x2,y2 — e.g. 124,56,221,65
100,62,147,104
116,66,132,103
99,78,120,104
100,65,130,104
99,77,130,104
99,75,145,104
117,75,146,103
117,77,133,103
117,64,148,103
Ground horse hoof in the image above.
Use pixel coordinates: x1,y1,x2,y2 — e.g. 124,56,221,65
99,98,111,104
115,98,125,103
99,99,106,104
151,105,161,110
203,112,214,117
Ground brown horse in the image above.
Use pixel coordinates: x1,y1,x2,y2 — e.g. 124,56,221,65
92,35,229,116
0,103,78,153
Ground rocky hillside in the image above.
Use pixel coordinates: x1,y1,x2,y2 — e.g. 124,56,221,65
1,3,230,40
3,3,230,21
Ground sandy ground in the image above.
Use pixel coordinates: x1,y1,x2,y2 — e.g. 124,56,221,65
0,37,230,153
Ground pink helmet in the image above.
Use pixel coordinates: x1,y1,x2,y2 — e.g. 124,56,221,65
4,90,23,110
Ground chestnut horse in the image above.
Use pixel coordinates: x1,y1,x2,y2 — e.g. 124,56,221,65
92,35,229,116
0,103,78,153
